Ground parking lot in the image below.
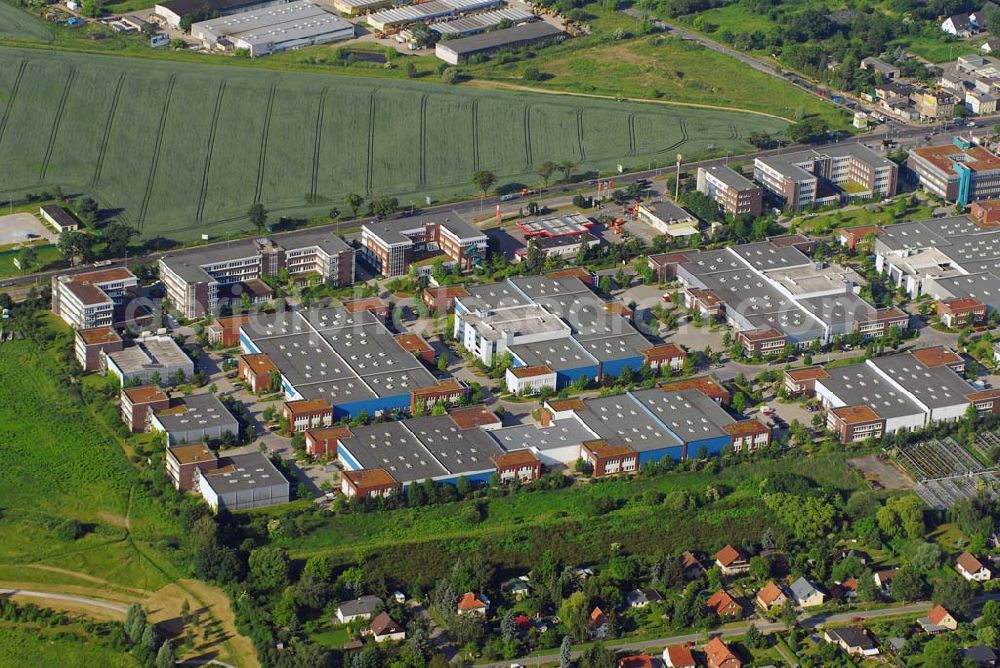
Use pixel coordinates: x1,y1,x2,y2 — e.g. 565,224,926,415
0,212,57,247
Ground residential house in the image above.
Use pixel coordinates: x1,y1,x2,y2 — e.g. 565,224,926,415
824,626,880,657
964,646,999,666
588,607,609,639
942,12,978,37
755,581,789,610
983,38,1000,54
789,577,826,608
705,636,742,668
617,655,654,668
706,589,744,618
874,568,899,594
367,611,405,642
457,592,489,616
625,588,663,608
715,545,750,576
860,57,900,80
957,551,993,581
663,643,697,668
503,577,531,601
918,604,959,633
681,551,705,579
336,595,383,624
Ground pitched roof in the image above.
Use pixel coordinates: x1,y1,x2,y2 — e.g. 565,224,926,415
715,544,744,567
757,581,786,606
705,636,740,667
958,551,986,573
928,604,953,626
616,655,654,668
664,644,696,667
706,589,741,615
369,611,404,636
457,592,488,610
589,606,608,626
338,595,382,617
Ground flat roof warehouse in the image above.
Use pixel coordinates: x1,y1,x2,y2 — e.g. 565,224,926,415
192,0,355,56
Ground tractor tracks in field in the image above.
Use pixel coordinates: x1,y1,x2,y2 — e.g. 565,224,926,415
195,79,228,223
523,105,533,168
0,61,26,152
38,66,75,183
137,74,176,228
91,72,125,189
252,82,276,205
576,109,586,161
309,86,328,203
627,113,636,156
365,90,375,196
471,98,480,173
419,93,428,186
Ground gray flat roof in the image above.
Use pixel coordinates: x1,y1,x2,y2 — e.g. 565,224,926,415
508,274,590,300
630,387,734,444
797,292,875,328
153,393,238,432
676,248,747,276
509,337,595,371
578,394,683,452
406,414,505,472
437,21,561,56
241,306,438,402
817,362,924,419
727,241,811,272
459,281,534,311
488,415,598,452
105,336,192,373
644,200,695,223
700,164,758,191
928,271,1000,308
201,452,288,495
341,422,448,480
869,354,973,409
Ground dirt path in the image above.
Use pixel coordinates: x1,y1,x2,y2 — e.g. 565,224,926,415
465,79,795,122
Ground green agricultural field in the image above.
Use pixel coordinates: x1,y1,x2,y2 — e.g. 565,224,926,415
0,46,787,242
0,316,183,592
0,626,137,667
0,1,53,42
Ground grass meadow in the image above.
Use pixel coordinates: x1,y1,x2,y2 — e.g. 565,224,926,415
0,2,52,42
0,316,183,592
272,453,866,584
0,45,787,242
0,626,137,667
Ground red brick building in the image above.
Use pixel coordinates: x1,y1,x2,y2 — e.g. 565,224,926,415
827,406,885,443
394,333,436,365
580,440,638,477
724,420,772,453
282,399,334,432
121,385,170,432
658,376,730,405
737,327,787,357
410,379,466,414
305,426,353,458
967,389,1000,415
492,450,543,484
937,297,987,328
238,353,279,394
340,468,401,499
343,296,391,321
971,199,1000,225
75,326,124,372
448,405,502,430
165,443,219,491
206,314,252,348
855,307,909,338
911,345,966,373
422,285,472,314
838,224,884,251
641,343,687,372
783,366,830,397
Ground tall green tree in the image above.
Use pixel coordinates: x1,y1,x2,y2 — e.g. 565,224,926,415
537,161,557,187
472,170,497,199
248,203,268,233
345,193,364,218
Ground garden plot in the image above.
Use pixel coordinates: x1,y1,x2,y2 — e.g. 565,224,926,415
897,436,1000,510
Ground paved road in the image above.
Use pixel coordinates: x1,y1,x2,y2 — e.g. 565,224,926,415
0,588,129,614
475,601,933,667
